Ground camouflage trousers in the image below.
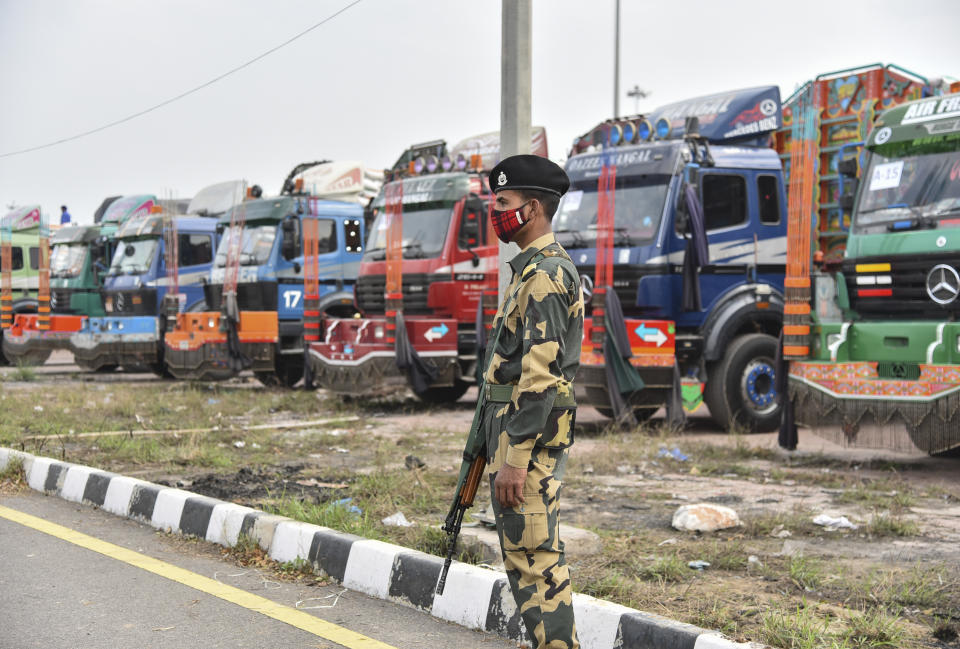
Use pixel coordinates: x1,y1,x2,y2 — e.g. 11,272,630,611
484,413,579,649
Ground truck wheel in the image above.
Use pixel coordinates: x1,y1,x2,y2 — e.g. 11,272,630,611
584,386,655,423
706,333,780,433
95,364,119,373
415,380,469,404
0,336,9,366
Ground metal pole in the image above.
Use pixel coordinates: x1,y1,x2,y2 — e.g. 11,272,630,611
498,0,531,299
613,0,620,118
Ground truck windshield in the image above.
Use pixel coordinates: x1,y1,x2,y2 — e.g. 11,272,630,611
109,237,158,276
855,150,960,226
214,224,277,267
50,244,88,278
553,175,670,247
365,205,451,259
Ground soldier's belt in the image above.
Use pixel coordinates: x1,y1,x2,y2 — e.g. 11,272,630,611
484,383,576,408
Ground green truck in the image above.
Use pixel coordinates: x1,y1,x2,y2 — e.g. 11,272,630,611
0,206,43,365
786,90,960,455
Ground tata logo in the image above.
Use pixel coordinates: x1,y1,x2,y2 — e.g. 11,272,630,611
874,127,892,145
926,264,960,305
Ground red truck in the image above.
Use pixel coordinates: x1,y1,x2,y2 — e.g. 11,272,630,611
307,130,549,402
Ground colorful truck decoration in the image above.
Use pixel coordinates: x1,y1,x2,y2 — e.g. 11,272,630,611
0,206,43,365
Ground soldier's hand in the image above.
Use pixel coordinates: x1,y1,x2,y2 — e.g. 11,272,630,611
494,464,527,508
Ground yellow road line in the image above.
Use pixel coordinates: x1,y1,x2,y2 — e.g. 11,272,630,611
0,504,395,649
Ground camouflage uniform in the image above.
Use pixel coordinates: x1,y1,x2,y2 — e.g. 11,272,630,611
482,232,583,649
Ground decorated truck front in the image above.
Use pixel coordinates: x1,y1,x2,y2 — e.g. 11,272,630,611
0,206,43,365
308,141,502,401
787,91,960,454
164,194,364,385
70,182,240,373
560,87,788,430
2,195,155,365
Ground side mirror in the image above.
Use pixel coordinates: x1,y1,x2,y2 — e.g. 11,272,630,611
281,217,299,261
837,157,858,178
839,181,858,211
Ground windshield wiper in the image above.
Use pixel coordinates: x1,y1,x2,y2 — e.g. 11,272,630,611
554,229,588,248
401,242,425,259
613,227,633,247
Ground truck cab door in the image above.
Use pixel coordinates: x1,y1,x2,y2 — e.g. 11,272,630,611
177,231,216,310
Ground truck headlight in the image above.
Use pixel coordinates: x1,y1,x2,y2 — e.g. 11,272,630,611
374,325,384,339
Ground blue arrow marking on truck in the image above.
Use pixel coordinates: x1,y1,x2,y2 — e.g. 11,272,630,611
635,323,668,347
424,323,449,342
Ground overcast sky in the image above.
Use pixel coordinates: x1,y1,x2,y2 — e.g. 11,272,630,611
1,0,958,224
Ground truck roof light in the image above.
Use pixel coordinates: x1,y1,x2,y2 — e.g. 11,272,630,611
425,155,439,173
621,121,637,144
655,118,671,139
608,124,623,146
413,157,426,174
441,155,453,172
637,119,653,141
455,154,468,170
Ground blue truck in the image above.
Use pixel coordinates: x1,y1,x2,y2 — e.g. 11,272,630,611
68,182,242,373
165,166,369,386
558,87,789,431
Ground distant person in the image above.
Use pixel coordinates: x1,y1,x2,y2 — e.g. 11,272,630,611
60,205,71,225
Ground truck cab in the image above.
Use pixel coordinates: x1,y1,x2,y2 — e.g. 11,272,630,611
562,87,788,430
0,206,43,365
789,91,960,454
164,193,365,385
1,195,155,366
307,133,537,401
69,182,240,373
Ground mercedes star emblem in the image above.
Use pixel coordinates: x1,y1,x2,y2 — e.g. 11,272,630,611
926,264,960,305
579,273,594,302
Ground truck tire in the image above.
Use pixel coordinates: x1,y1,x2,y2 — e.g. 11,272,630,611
0,334,9,366
706,333,780,433
415,380,469,404
585,387,655,422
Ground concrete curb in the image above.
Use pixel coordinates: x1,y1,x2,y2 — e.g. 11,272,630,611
1,448,763,649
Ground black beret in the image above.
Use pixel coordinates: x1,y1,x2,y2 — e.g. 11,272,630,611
489,154,570,197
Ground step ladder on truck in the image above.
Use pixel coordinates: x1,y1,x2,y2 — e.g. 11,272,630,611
780,68,960,455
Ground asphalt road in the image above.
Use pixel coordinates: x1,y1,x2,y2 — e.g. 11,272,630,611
0,491,515,649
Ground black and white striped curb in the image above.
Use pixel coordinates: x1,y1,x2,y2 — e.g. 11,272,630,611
1,448,762,649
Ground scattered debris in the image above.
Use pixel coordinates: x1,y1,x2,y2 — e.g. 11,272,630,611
33,405,43,412
688,560,711,570
233,440,246,448
672,503,742,532
294,478,347,489
812,514,858,531
382,512,414,527
748,555,763,569
404,455,426,470
770,524,793,539
330,498,362,515
658,446,689,461
658,537,678,546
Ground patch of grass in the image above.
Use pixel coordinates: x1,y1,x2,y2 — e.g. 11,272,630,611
865,513,919,537
839,607,906,648
636,552,688,583
10,362,37,382
758,602,830,649
0,455,26,493
833,484,915,512
578,571,635,603
742,510,817,537
267,496,384,540
788,556,823,591
698,539,748,571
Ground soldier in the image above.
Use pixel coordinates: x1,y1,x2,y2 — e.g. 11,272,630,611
483,154,583,649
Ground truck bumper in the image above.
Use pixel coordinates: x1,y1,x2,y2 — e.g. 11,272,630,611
70,316,161,370
163,311,277,381
789,362,960,455
576,316,677,413
1,314,84,365
307,316,459,395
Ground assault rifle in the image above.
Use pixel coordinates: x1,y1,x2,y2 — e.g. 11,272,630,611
436,453,486,595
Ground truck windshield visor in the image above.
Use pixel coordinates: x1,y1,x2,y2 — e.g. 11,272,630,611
50,244,88,278
108,237,158,276
553,175,670,247
855,150,960,226
214,224,277,267
365,205,451,259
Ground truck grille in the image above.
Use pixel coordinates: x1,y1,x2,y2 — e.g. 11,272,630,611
204,282,279,312
106,289,157,315
355,274,432,315
50,289,74,313
844,253,960,319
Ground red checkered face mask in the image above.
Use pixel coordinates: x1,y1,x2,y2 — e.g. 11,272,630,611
491,200,531,243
